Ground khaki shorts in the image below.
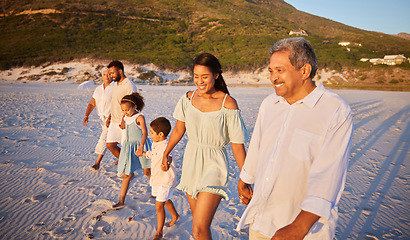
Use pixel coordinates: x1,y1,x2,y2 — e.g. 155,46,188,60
249,223,271,240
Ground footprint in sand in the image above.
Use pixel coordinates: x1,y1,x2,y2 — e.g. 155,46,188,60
108,176,122,184
361,207,372,216
27,221,47,233
23,193,50,203
60,215,75,223
91,187,102,197
33,193,49,202
63,178,81,185
49,227,74,238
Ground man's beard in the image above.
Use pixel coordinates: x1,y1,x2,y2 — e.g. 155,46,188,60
113,75,121,82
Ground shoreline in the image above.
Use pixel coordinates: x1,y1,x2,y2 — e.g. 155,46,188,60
4,80,410,92
1,60,409,92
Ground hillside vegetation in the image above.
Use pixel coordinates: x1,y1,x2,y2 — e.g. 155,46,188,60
1,0,410,72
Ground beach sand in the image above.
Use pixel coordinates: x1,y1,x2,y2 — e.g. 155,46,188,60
0,82,409,239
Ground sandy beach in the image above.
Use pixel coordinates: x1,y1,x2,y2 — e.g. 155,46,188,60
0,81,409,239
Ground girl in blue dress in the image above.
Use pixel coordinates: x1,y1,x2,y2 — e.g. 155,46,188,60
112,92,151,209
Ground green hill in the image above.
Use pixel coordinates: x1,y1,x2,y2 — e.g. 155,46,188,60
1,0,409,71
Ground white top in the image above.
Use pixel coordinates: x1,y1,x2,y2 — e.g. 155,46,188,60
123,113,142,126
92,82,114,119
236,83,353,239
110,78,138,123
146,140,177,188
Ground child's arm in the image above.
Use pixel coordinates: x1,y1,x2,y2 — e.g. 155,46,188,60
135,114,148,157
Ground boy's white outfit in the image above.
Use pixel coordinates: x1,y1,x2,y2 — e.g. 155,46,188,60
92,82,114,155
146,139,177,202
106,78,138,144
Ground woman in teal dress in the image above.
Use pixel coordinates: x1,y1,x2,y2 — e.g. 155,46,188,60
162,53,248,239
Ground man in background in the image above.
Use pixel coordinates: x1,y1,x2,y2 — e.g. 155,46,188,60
105,60,138,165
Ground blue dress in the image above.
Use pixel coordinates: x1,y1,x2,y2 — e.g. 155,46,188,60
117,113,151,175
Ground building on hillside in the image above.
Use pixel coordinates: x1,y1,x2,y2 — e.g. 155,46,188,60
338,42,350,47
289,30,308,36
383,55,407,65
360,58,369,62
369,58,384,65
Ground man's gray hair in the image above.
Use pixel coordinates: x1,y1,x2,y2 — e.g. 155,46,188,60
101,66,108,75
269,37,318,79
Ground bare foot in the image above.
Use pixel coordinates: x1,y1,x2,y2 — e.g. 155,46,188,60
153,232,163,240
111,161,118,165
89,164,99,171
166,215,180,227
112,202,124,210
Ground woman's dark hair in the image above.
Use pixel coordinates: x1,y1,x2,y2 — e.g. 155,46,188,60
193,53,229,95
121,92,144,112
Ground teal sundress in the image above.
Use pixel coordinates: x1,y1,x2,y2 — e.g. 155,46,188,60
117,113,151,175
173,91,248,200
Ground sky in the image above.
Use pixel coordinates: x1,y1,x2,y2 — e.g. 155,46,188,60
284,0,410,35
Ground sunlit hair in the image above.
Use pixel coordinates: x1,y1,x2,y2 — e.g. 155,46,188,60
150,117,171,137
193,53,230,95
121,92,144,112
107,60,125,75
101,67,108,75
269,37,318,79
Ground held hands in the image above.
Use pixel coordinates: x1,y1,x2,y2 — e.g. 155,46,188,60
161,154,172,172
105,117,111,128
119,118,125,130
238,179,253,205
135,147,143,157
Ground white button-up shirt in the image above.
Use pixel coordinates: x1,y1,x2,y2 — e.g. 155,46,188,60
146,140,177,188
236,83,353,239
92,82,114,120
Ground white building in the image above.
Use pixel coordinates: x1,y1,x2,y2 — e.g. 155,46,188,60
369,58,384,65
383,55,407,65
338,42,350,47
289,30,308,36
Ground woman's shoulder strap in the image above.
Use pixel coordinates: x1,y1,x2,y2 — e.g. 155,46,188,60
221,93,228,107
186,90,195,100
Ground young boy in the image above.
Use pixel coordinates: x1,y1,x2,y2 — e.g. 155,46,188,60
143,117,179,240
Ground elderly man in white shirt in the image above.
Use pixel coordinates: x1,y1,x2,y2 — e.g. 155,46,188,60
83,67,114,170
237,37,353,240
